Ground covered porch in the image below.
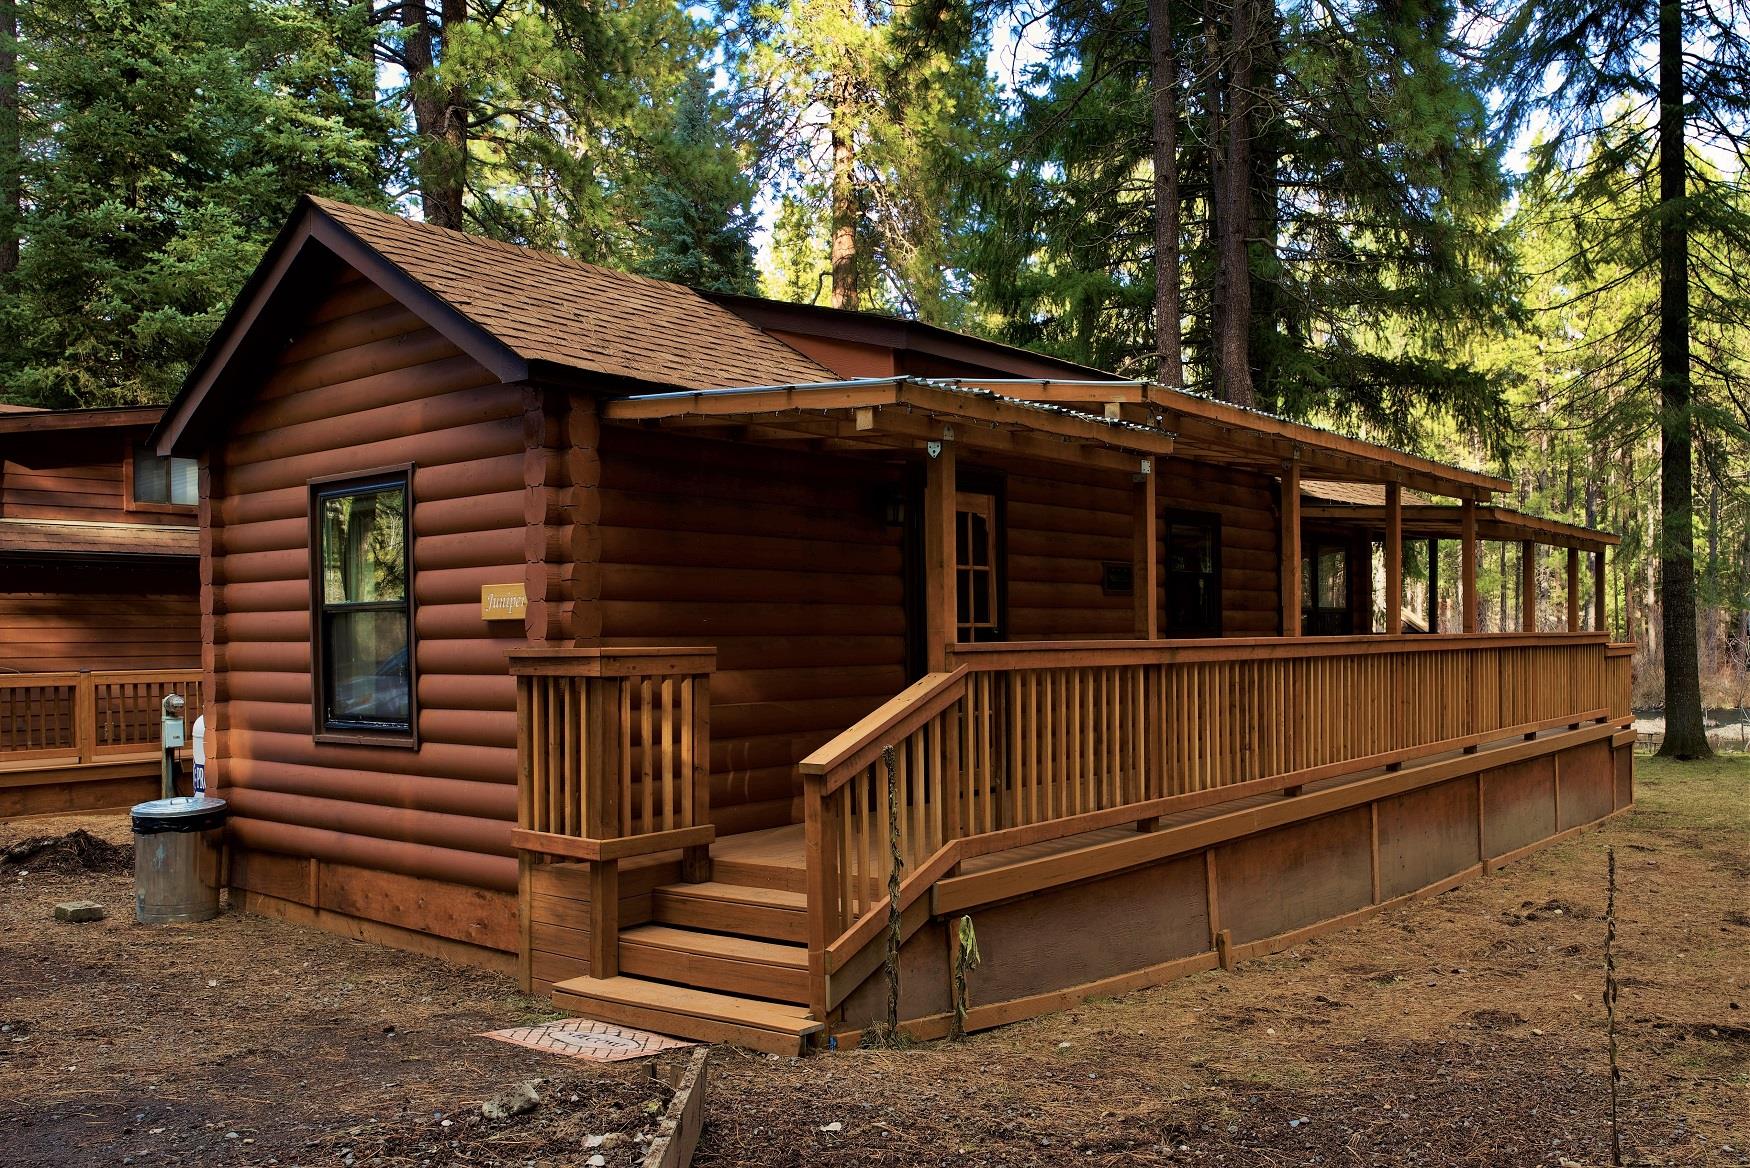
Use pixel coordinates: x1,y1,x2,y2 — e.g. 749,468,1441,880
507,376,1637,1052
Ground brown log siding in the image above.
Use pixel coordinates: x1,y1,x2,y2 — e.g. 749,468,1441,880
210,267,526,924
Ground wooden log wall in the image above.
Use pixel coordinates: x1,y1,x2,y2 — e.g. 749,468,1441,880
596,425,908,836
0,563,199,672
1004,456,1281,641
1,427,189,525
210,263,528,939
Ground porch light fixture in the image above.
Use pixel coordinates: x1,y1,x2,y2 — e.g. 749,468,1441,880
881,489,906,527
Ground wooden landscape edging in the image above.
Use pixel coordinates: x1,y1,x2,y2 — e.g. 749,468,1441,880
641,1046,710,1168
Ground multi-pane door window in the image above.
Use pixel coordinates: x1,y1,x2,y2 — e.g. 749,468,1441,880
1163,513,1221,636
955,491,1001,642
132,444,198,506
1302,542,1351,635
314,473,413,736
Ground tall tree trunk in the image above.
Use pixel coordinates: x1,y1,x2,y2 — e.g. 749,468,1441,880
0,0,17,278
404,0,467,230
1214,0,1257,406
1148,0,1183,387
829,83,857,310
1656,0,1710,758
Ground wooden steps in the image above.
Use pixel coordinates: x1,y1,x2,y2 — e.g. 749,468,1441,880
619,923,810,1003
651,880,808,943
552,975,822,1056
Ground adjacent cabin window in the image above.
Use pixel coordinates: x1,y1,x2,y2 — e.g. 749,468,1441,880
955,491,1002,642
1302,542,1351,636
312,472,414,741
1162,513,1221,636
131,444,198,507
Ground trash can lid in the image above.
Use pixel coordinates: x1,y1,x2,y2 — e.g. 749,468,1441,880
131,795,228,820
131,796,228,835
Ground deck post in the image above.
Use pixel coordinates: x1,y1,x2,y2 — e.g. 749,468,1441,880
587,679,620,978
1280,460,1302,637
1384,483,1403,635
1567,548,1582,633
74,671,96,764
1426,538,1439,632
925,438,958,673
1593,549,1607,633
1521,540,1538,632
1133,460,1159,640
1460,498,1478,633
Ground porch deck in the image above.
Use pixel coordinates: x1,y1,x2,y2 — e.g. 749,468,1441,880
512,637,1636,1053
0,669,204,818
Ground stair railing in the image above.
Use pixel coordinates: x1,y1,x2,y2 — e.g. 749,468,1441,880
509,647,715,977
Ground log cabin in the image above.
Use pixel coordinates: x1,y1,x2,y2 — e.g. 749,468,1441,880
150,197,1635,1052
0,405,204,816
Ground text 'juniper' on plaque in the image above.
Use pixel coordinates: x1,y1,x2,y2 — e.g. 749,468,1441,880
480,582,527,621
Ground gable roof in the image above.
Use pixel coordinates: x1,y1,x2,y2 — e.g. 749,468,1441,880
308,199,832,391
155,196,834,453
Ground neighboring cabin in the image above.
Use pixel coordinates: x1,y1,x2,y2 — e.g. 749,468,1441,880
0,405,203,816
0,405,200,672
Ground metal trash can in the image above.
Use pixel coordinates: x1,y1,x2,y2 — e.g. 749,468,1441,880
132,796,228,924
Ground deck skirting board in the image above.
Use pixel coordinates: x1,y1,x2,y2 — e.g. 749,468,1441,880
237,888,517,975
826,733,1634,1044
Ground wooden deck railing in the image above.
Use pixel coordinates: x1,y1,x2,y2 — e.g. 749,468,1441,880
798,633,1618,993
508,647,715,978
1605,643,1635,722
0,669,204,766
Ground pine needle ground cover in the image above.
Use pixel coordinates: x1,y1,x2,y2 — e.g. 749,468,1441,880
2,756,1744,1166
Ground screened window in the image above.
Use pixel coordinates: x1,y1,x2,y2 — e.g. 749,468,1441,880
1163,513,1221,636
314,474,413,737
132,444,198,506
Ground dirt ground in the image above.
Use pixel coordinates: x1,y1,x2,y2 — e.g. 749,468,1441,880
2,755,1745,1167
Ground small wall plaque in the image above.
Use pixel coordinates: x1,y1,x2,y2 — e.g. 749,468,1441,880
480,582,528,621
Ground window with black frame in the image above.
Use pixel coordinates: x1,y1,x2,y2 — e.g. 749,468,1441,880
314,473,413,737
1163,513,1221,636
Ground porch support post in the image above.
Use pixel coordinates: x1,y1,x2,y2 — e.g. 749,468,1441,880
1521,540,1538,632
1384,482,1403,635
1593,549,1607,634
1460,498,1479,633
1133,459,1159,640
1280,459,1302,637
1567,547,1582,632
1426,538,1439,633
925,438,958,672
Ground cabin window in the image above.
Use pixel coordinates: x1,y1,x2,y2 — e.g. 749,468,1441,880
131,444,198,507
312,472,414,740
1163,513,1221,636
955,491,1001,642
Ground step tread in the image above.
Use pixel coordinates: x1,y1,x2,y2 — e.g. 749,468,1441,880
554,975,822,1035
653,882,808,911
621,923,806,968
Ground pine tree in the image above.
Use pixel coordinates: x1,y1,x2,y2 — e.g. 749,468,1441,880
969,0,1517,450
0,0,390,406
630,72,759,294
1483,0,1750,758
740,0,995,321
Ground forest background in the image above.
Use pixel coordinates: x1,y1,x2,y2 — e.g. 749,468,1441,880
0,0,1744,755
